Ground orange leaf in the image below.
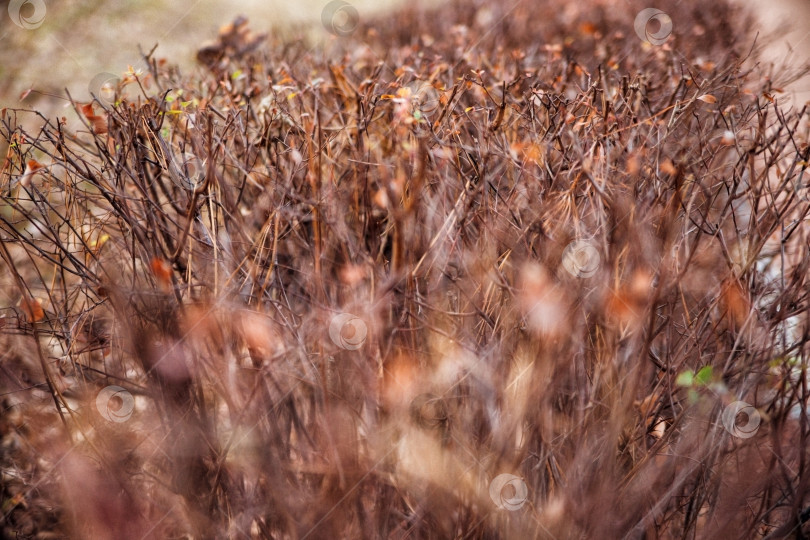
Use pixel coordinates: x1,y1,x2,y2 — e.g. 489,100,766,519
20,159,45,187
660,159,677,176
90,115,108,134
19,296,44,322
150,257,172,287
382,354,421,408
720,277,750,330
606,270,652,327
26,159,44,171
580,22,598,35
626,154,641,175
697,94,717,104
81,103,108,134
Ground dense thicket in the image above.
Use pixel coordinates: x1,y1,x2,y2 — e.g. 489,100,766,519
1,0,809,537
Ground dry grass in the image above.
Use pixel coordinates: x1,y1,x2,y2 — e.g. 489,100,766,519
1,0,810,538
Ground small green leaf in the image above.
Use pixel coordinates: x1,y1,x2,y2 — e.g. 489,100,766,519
676,370,694,387
695,366,713,386
231,70,243,80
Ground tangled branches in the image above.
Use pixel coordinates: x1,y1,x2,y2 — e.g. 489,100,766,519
1,0,809,537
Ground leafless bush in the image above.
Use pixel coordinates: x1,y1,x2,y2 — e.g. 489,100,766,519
1,0,809,538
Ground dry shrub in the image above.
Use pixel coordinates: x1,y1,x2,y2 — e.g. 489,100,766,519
1,0,809,538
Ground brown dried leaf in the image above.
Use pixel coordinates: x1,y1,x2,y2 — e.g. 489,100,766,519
19,296,44,322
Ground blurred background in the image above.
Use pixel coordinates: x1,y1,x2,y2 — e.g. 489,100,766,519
0,0,408,112
0,0,808,112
